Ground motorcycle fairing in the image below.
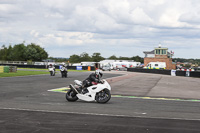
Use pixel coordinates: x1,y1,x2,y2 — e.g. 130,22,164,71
76,79,111,102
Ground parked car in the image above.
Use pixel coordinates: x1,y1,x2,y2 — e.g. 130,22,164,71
102,65,111,71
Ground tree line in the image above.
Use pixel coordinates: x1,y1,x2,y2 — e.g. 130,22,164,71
0,43,144,63
2,43,200,65
173,58,200,65
68,52,144,63
0,43,48,61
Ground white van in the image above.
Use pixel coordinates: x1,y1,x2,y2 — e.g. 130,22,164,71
144,62,166,69
112,62,123,69
102,64,111,71
129,62,141,68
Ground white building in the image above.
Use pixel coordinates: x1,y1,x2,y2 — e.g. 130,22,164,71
99,60,141,69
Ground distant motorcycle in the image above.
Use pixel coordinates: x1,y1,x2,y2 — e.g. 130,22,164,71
48,67,55,76
60,67,68,78
66,79,111,103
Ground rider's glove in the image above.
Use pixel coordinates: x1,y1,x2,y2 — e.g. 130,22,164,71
100,80,104,84
94,79,98,82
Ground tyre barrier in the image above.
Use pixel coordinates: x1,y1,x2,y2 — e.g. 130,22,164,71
0,66,17,73
127,68,200,78
9,66,17,72
0,66,3,73
3,66,9,73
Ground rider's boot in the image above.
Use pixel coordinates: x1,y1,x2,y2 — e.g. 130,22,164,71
76,86,82,93
82,87,88,94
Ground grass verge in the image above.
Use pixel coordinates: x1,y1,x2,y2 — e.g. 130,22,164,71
0,70,49,78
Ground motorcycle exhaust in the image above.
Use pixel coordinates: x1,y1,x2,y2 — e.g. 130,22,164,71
69,84,79,94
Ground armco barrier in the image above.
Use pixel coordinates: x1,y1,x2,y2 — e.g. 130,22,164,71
127,68,200,78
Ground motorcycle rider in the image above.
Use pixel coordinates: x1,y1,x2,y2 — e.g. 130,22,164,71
60,63,67,70
80,69,103,93
49,64,55,70
48,64,56,76
60,62,68,77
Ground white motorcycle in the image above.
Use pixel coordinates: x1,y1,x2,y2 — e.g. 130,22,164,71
60,67,68,78
66,79,111,103
48,67,55,76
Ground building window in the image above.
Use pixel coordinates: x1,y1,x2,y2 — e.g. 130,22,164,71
162,50,166,55
155,48,167,55
156,49,167,55
156,49,160,54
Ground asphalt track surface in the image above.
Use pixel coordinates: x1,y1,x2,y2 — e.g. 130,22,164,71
0,71,200,133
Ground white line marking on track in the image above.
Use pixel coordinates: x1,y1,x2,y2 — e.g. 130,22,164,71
0,107,128,117
1,107,200,121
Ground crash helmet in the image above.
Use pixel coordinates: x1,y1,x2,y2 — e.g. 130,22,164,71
49,64,52,66
95,69,103,77
62,62,66,67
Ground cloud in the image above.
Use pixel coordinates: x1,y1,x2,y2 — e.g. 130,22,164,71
30,30,39,38
37,32,95,47
0,0,200,58
130,7,153,25
180,12,200,26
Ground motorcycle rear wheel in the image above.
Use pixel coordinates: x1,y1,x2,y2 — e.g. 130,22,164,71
66,89,78,102
65,72,67,78
95,89,111,103
61,72,64,78
64,72,67,78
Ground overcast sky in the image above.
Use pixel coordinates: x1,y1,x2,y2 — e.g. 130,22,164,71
0,0,200,59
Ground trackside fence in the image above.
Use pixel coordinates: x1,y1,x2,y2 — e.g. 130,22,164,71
127,68,200,78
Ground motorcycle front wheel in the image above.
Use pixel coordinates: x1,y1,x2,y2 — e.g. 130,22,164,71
95,89,111,103
66,89,78,102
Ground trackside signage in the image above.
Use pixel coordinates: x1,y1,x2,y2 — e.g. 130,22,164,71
171,69,176,76
76,66,82,70
186,70,190,77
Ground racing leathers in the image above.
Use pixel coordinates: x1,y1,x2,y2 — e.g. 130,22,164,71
80,73,102,93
